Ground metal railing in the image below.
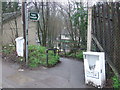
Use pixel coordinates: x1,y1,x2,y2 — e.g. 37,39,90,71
46,48,59,67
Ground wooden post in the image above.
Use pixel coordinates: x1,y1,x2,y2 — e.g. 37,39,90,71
22,0,28,66
87,7,92,51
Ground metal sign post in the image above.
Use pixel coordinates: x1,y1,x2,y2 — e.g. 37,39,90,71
22,1,28,66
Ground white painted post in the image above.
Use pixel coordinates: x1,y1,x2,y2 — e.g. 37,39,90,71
87,7,92,51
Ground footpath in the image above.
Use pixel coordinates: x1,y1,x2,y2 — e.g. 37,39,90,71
2,57,93,88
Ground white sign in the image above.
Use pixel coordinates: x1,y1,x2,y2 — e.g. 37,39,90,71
86,70,99,79
83,52,106,88
15,37,24,57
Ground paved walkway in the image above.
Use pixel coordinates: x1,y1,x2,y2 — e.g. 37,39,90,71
2,58,93,88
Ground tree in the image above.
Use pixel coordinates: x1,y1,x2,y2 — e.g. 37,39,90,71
56,1,88,49
2,2,7,13
2,2,20,13
33,1,64,47
71,2,88,48
33,1,49,47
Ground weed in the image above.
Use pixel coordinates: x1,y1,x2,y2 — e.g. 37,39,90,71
112,75,120,89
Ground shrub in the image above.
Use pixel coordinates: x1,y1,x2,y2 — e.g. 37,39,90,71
66,50,84,60
68,53,76,58
112,75,120,89
28,45,59,68
76,52,83,60
48,55,59,66
2,44,60,68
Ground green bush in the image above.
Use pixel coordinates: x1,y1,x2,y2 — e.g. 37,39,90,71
48,55,59,66
66,50,84,60
112,75,120,89
28,45,59,68
2,45,59,68
68,53,76,58
76,52,83,59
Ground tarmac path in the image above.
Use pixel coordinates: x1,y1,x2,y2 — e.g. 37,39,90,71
2,57,93,88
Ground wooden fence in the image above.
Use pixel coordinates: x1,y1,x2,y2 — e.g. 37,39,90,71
91,2,120,79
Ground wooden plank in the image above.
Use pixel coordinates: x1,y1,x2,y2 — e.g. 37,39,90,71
107,57,120,80
102,3,107,51
109,2,114,63
95,4,99,41
93,5,99,51
104,3,112,78
92,6,95,35
113,2,120,76
99,4,103,47
92,2,120,80
94,6,97,38
106,3,112,56
0,2,1,24
96,3,101,44
92,34,104,52
100,4,104,48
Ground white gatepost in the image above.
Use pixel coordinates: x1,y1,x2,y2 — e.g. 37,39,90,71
87,7,92,51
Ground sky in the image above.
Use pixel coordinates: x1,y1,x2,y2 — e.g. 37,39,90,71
2,0,118,2
2,0,99,2
2,0,119,6
3,0,96,7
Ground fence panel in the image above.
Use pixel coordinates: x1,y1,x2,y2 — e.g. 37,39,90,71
92,2,120,79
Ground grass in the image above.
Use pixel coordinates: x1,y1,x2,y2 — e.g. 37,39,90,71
2,44,15,54
2,44,24,61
